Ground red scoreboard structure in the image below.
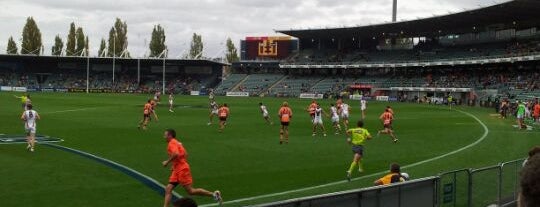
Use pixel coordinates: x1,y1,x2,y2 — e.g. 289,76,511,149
240,36,299,60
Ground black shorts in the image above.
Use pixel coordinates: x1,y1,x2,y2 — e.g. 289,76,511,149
219,117,227,121
352,145,364,156
281,122,289,126
384,124,392,129
143,114,150,119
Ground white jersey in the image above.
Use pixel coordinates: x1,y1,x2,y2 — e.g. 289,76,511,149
341,103,350,118
210,102,219,114
360,100,367,111
331,106,339,123
313,108,323,124
260,105,269,117
23,110,38,134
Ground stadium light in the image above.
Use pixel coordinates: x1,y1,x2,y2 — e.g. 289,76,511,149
158,49,168,94
112,28,118,87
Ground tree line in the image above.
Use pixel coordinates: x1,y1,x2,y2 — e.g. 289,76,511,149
6,17,239,63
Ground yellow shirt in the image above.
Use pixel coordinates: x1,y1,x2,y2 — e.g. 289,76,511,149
347,127,370,146
377,173,404,185
21,96,27,104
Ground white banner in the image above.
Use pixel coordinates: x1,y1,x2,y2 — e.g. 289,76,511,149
389,87,471,92
349,95,363,100
190,91,200,96
376,96,389,102
12,87,27,92
299,93,324,99
226,91,249,97
1,86,12,91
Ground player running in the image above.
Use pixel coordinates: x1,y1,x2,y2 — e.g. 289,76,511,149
517,100,526,129
208,99,219,125
346,120,372,181
150,99,159,122
341,102,351,131
138,99,154,130
312,104,327,137
161,129,222,207
278,102,293,144
218,104,230,132
154,91,162,103
259,102,273,125
21,104,40,152
168,93,174,113
533,99,540,123
14,93,31,110
330,104,341,135
377,108,398,143
307,100,317,121
360,99,367,120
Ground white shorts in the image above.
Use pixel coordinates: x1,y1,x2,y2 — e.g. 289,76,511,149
169,100,173,105
25,127,36,134
341,113,349,119
313,117,323,124
517,114,524,119
211,110,219,115
262,112,269,118
361,106,367,111
331,116,339,123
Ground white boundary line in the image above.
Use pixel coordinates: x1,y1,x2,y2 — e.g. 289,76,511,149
42,107,99,114
43,143,183,199
200,109,490,207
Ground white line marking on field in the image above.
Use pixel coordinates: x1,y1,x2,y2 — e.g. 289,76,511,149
200,109,490,207
42,107,99,114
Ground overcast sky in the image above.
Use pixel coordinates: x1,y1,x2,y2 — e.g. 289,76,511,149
0,0,508,58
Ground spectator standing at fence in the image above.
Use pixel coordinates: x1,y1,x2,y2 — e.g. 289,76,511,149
518,152,540,207
374,163,405,186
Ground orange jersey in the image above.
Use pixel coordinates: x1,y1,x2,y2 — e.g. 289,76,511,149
279,107,293,122
143,103,152,115
150,100,157,109
380,112,394,122
534,104,540,116
218,107,230,118
167,139,189,171
308,103,317,114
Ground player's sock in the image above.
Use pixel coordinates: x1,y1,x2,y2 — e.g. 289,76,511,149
348,161,358,173
358,162,364,173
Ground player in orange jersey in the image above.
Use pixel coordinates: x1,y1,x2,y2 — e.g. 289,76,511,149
377,108,398,143
279,102,293,144
138,99,153,130
217,104,230,132
161,129,222,207
306,100,317,121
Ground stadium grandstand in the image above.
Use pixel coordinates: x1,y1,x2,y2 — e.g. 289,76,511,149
0,55,226,94
219,0,540,107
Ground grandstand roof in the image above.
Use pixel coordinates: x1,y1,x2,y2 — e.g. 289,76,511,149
277,0,540,39
0,54,228,67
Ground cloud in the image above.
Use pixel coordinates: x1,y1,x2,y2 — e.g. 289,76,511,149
0,0,504,58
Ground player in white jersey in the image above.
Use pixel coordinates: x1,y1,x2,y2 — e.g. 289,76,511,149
330,104,341,135
208,100,219,125
154,91,161,103
168,93,174,113
208,89,215,100
340,102,350,131
360,99,367,120
312,104,327,137
20,104,40,152
259,102,273,125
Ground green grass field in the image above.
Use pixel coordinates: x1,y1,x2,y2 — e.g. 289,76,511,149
0,92,538,207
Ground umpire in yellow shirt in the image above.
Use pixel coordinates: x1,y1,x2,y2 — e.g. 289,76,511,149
346,120,372,181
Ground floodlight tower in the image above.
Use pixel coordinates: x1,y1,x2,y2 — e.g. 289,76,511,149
392,0,397,22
